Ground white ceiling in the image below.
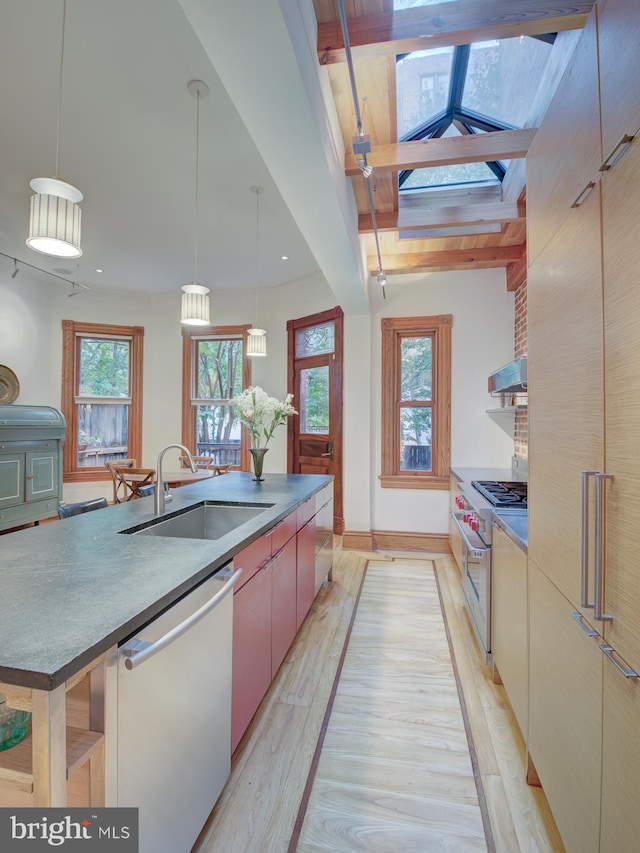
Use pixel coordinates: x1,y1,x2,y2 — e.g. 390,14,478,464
0,0,368,309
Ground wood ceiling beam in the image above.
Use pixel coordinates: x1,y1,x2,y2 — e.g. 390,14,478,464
359,201,525,233
369,245,524,275
345,128,536,176
318,1,593,65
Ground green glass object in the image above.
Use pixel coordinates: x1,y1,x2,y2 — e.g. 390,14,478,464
249,447,268,482
0,696,31,751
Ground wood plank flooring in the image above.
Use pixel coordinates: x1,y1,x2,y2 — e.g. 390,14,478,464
194,544,563,853
294,559,488,852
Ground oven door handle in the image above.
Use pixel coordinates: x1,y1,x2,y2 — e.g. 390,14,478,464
450,512,490,554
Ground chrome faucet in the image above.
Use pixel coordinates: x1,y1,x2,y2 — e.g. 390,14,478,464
154,444,197,515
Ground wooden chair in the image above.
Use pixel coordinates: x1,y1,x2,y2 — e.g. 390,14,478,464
179,454,217,470
105,459,137,504
112,466,156,502
214,463,233,475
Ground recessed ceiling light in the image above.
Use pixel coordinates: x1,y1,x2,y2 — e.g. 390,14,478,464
95,268,103,273
280,255,289,261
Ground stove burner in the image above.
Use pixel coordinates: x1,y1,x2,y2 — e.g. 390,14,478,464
471,480,528,508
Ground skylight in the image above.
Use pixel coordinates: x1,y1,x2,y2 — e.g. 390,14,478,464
396,35,553,191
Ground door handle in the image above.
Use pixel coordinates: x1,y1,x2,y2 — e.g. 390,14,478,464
121,568,242,670
321,441,334,459
593,472,613,622
581,470,598,609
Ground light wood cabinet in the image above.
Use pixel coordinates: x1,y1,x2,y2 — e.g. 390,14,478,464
528,562,602,853
528,182,604,609
491,526,528,738
448,473,463,573
527,2,640,850
526,7,601,266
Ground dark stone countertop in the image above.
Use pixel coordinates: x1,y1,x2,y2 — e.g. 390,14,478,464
0,473,330,690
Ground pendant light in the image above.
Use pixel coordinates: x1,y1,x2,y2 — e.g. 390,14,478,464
246,185,267,357
181,80,211,326
27,0,83,259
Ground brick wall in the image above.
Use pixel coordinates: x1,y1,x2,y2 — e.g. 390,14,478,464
514,276,528,460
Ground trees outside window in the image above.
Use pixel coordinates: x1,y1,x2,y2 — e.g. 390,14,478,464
381,315,451,489
182,326,251,469
61,320,144,481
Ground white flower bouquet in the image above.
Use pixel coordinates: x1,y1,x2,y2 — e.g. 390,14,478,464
231,386,298,449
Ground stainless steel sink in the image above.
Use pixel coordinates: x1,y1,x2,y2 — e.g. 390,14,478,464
122,502,273,540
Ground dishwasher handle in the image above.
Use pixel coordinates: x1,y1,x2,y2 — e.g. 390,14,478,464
122,567,243,670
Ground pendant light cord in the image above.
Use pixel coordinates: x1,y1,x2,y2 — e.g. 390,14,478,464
194,89,200,285
255,188,260,325
55,0,67,178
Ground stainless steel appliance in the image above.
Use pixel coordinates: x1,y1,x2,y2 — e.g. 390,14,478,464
451,479,527,663
117,564,241,853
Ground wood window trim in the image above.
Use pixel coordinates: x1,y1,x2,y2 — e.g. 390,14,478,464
61,320,144,483
380,314,451,490
181,324,252,471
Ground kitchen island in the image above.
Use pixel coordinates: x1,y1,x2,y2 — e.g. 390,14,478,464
0,472,332,814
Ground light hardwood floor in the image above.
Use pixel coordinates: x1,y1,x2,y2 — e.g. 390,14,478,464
194,544,563,853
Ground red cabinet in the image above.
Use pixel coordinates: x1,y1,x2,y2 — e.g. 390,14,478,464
270,537,297,677
232,493,329,753
296,517,316,630
231,560,271,752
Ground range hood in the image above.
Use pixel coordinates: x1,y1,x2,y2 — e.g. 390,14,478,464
488,357,528,394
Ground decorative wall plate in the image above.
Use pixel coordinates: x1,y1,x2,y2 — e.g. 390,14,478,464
0,365,19,404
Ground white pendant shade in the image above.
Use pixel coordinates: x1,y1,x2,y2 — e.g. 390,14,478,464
181,283,210,326
246,327,267,357
26,178,83,258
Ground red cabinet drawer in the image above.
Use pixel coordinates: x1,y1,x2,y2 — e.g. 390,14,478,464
296,496,315,530
233,530,272,593
271,510,297,553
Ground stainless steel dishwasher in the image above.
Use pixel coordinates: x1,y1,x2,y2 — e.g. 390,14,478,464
117,564,241,853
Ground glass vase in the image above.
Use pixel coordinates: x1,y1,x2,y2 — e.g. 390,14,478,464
249,447,268,481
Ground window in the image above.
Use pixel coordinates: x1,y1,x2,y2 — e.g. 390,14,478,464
182,326,252,469
381,315,451,488
61,320,144,481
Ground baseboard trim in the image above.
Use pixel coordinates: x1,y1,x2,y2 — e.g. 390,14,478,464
342,529,451,553
342,531,374,551
374,530,451,552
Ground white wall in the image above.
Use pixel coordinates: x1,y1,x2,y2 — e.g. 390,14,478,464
1,265,513,532
369,268,515,534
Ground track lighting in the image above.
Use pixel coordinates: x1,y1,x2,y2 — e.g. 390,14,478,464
10,260,19,279
358,159,373,178
376,271,387,286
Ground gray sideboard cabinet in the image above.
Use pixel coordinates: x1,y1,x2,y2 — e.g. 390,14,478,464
0,405,66,532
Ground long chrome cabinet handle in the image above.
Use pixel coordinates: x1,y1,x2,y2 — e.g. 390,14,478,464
593,473,613,622
600,645,639,679
581,470,598,608
570,180,596,208
599,133,635,171
122,567,242,670
571,611,599,637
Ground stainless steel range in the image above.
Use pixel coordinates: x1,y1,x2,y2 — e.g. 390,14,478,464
450,478,527,663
